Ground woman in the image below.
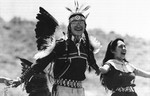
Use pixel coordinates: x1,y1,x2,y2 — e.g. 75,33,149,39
0,77,11,86
99,38,150,96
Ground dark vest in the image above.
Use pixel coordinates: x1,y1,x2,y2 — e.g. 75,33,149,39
53,39,88,81
102,65,136,90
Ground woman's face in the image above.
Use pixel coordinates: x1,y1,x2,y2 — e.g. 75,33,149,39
70,20,85,37
112,40,127,61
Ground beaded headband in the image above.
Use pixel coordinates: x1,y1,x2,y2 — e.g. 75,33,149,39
69,13,85,23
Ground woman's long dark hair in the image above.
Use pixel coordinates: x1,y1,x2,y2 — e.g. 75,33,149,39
100,38,127,90
102,38,125,65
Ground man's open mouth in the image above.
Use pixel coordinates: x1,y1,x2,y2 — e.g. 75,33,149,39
74,26,83,31
121,52,126,55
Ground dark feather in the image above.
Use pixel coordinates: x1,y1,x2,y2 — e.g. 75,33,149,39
75,1,79,12
66,7,73,13
81,5,90,13
35,7,59,50
19,57,33,66
85,13,90,19
74,1,77,8
17,57,33,74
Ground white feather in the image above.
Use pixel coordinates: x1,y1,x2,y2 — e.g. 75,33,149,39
54,26,67,40
89,36,102,54
34,36,56,60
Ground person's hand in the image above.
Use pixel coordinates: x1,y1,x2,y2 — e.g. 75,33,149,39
11,79,22,87
95,69,101,75
4,79,13,86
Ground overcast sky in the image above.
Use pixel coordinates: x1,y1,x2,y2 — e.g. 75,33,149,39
1,0,150,40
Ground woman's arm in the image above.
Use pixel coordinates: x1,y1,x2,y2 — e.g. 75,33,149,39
134,67,150,78
0,77,11,86
0,77,6,83
100,63,111,74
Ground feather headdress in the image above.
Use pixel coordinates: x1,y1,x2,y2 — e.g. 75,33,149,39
66,1,90,22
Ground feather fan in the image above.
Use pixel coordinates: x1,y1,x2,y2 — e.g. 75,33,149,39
35,7,59,50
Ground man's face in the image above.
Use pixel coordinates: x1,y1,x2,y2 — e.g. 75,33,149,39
70,20,86,36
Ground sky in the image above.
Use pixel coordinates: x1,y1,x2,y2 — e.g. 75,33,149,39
1,0,150,40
